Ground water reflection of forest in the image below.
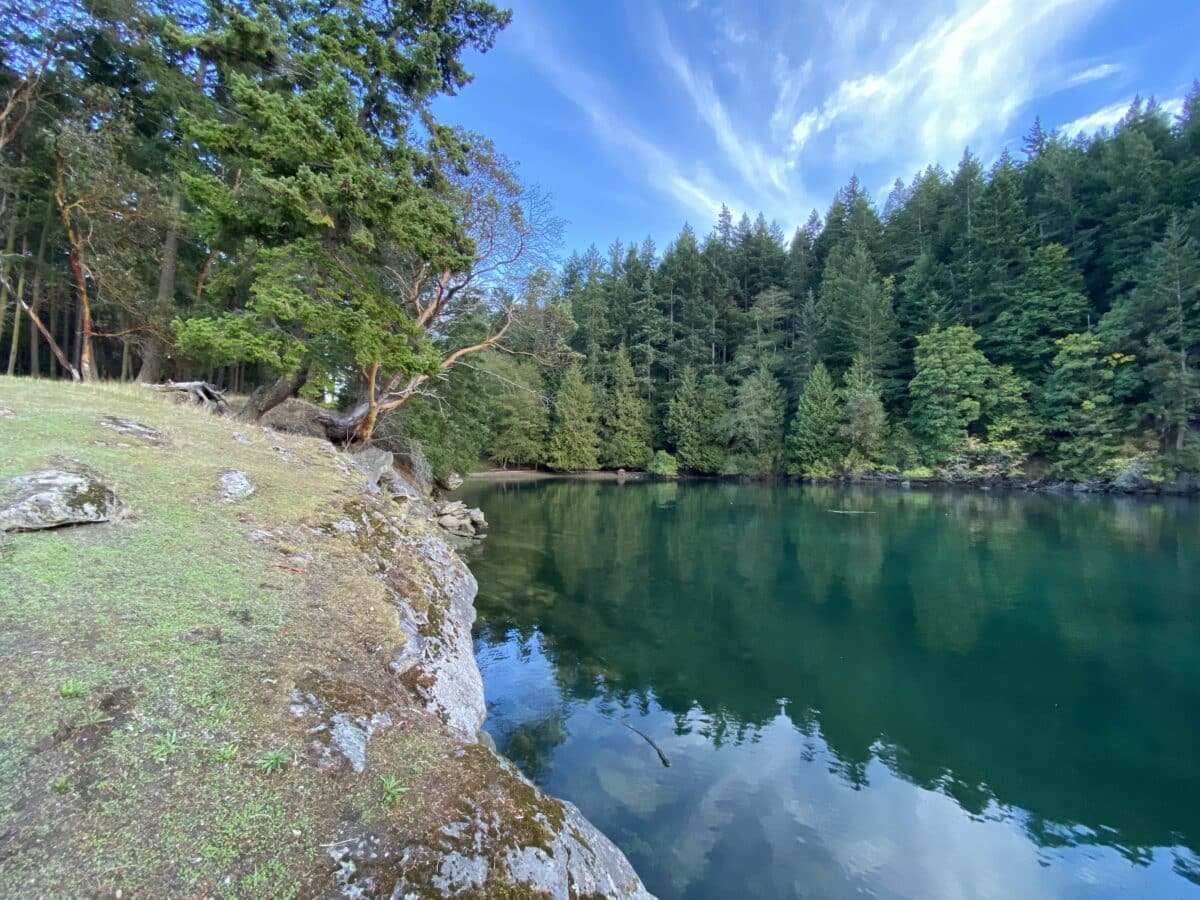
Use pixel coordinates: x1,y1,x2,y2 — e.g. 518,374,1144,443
465,480,1200,859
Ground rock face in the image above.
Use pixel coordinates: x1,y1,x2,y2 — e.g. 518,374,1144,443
347,467,652,898
0,469,121,532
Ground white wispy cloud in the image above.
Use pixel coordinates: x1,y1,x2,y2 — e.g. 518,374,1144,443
1059,94,1184,137
786,0,1115,174
645,3,790,197
1063,62,1123,89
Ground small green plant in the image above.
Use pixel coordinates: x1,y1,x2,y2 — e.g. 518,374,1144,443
208,680,228,701
80,708,113,728
58,679,87,699
208,699,232,724
150,730,181,762
379,774,409,805
49,775,71,795
214,742,239,763
256,747,288,775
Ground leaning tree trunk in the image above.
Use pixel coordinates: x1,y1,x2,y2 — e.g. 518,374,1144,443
237,363,309,423
137,192,181,383
315,399,373,444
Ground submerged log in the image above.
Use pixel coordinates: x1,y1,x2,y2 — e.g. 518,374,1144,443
620,719,671,767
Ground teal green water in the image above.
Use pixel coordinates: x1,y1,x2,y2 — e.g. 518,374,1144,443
458,479,1200,899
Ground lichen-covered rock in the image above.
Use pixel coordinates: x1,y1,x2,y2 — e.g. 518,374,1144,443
328,465,652,898
218,470,254,502
383,755,652,899
98,416,166,446
0,469,121,532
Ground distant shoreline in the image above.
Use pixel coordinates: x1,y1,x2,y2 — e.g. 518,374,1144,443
465,467,1200,496
468,468,649,483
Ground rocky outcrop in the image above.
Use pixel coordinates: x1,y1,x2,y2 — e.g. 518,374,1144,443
336,462,652,898
434,499,488,538
0,468,121,533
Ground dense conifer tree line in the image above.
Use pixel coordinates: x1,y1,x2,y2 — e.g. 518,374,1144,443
481,97,1200,481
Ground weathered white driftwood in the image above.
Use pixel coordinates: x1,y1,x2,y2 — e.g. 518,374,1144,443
146,380,229,413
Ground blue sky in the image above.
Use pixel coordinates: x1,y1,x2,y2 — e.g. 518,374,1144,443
433,0,1200,254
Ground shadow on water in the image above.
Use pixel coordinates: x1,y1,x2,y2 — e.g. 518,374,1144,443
461,479,1200,899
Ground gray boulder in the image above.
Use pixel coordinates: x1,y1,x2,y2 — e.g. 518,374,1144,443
218,470,255,502
0,469,121,532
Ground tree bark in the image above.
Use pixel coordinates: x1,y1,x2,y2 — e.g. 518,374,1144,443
24,198,51,377
48,288,58,378
55,145,94,381
0,197,19,346
18,293,78,380
137,191,181,383
237,363,309,422
5,230,28,375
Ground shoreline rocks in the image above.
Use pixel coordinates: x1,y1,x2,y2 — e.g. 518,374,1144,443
434,499,488,538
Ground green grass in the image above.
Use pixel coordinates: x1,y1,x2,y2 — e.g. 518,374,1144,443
0,377,582,898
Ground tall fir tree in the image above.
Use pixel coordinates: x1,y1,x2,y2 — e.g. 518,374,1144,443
601,345,653,469
787,362,843,476
907,325,993,462
666,366,728,473
989,243,1090,378
839,354,888,465
546,366,601,471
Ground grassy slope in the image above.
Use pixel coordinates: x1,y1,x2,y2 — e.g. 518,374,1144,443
0,379,547,898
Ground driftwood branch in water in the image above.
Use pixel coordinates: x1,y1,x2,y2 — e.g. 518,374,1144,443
621,719,671,767
825,509,877,515
147,380,229,413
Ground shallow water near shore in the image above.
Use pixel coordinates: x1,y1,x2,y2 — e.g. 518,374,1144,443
459,479,1200,899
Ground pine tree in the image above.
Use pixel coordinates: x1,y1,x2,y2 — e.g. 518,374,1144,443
1105,216,1200,449
989,243,1090,378
839,354,888,464
601,346,653,469
723,366,786,476
907,325,993,462
818,239,896,374
972,151,1033,346
546,366,601,471
666,367,728,473
1041,332,1133,477
786,362,843,476
486,356,548,468
787,288,826,389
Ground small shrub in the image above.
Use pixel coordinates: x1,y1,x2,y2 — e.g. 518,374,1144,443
256,747,288,775
150,730,181,762
647,450,678,477
58,679,87,700
901,466,935,479
379,774,409,805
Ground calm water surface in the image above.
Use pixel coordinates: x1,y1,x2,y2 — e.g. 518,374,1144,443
457,479,1200,899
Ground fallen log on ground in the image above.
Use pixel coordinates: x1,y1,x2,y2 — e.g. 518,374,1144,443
146,380,229,413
